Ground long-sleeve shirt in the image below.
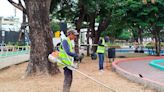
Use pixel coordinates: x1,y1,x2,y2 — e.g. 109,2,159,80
61,40,77,57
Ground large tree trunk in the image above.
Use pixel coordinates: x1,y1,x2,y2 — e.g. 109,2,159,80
75,1,85,53
154,30,161,56
25,0,59,76
158,32,161,55
86,27,90,56
138,28,144,52
151,29,161,56
93,31,101,52
131,28,139,42
138,28,143,45
88,13,96,53
18,13,26,43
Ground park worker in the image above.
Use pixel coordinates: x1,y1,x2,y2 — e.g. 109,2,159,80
58,29,80,92
96,36,109,72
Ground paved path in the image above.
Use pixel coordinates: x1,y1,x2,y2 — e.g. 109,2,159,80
112,56,164,92
118,60,164,83
0,54,29,69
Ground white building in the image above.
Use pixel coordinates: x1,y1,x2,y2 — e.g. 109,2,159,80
0,17,20,31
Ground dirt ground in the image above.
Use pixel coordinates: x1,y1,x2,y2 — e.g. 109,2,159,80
0,57,156,92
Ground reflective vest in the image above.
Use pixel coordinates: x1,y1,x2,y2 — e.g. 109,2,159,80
58,38,74,67
96,38,105,53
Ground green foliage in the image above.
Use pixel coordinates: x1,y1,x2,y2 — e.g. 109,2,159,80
14,42,25,46
145,42,155,48
145,42,164,48
130,27,138,38
6,42,15,46
50,0,78,21
101,26,123,38
50,21,60,32
118,29,131,41
106,43,121,48
125,0,164,30
50,0,61,13
50,0,164,42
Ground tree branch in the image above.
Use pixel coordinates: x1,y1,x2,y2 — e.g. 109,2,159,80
18,0,26,11
8,0,26,14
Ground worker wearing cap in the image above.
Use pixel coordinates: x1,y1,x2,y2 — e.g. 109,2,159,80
96,36,108,72
58,29,79,92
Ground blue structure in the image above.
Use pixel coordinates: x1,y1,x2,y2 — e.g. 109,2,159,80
149,59,164,70
115,48,164,55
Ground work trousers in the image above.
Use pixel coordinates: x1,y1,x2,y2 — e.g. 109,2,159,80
98,53,104,70
63,67,73,92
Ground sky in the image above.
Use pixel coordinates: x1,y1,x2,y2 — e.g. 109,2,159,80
0,0,22,20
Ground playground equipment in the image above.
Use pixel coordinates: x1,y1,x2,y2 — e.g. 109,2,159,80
149,59,164,70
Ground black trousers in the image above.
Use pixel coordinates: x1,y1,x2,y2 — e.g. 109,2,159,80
63,67,73,92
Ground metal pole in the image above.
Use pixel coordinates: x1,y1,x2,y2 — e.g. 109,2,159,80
1,30,5,55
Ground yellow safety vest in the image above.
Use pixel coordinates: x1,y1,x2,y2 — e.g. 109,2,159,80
58,38,74,67
96,38,105,53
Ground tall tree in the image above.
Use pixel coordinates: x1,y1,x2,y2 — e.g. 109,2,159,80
86,0,119,52
8,0,27,43
8,0,60,76
122,0,164,55
50,0,85,53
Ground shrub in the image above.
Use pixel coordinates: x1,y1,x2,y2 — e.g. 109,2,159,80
106,43,121,48
145,42,164,48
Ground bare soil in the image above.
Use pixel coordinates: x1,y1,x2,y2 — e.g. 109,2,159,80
0,57,156,92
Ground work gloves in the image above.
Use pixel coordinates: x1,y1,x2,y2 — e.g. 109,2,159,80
75,53,84,61
74,54,81,61
72,53,84,69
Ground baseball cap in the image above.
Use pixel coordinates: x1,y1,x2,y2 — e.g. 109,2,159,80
67,29,79,35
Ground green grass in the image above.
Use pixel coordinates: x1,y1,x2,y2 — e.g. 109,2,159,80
116,52,148,58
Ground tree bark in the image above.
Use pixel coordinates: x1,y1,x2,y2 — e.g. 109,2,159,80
138,28,144,52
152,29,161,56
154,30,160,56
18,13,26,43
24,0,60,76
138,28,143,45
157,32,161,55
75,1,85,53
88,13,96,53
8,0,26,14
86,27,90,56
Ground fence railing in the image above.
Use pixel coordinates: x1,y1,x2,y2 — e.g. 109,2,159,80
0,46,30,58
